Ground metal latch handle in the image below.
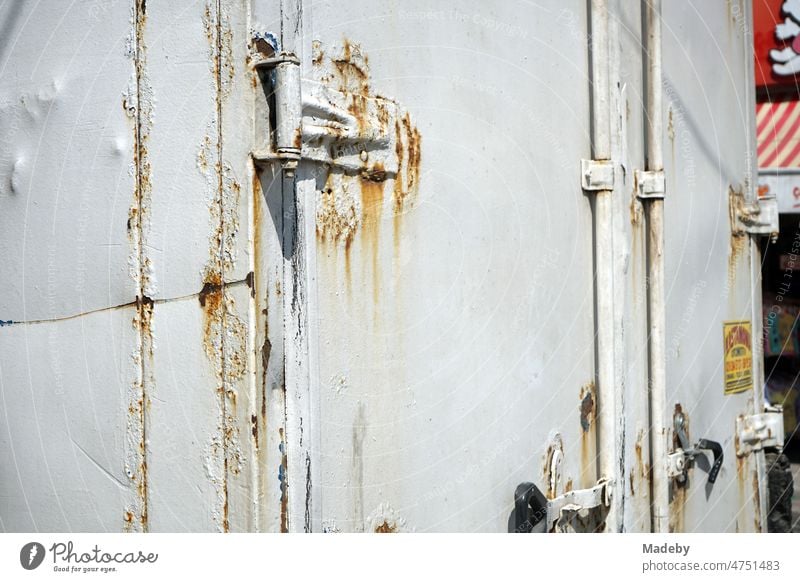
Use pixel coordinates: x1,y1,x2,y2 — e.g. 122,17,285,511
672,411,724,486
514,482,547,533
513,480,612,532
695,439,723,484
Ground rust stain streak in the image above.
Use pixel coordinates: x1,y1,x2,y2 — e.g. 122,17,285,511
313,39,422,301
360,172,384,303
126,0,151,533
279,427,288,533
752,469,762,532
375,520,397,533
669,481,687,533
728,185,748,286
579,383,596,489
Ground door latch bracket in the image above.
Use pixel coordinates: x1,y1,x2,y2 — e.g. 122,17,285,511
581,159,615,191
514,479,613,533
635,169,665,199
670,410,724,485
735,405,784,457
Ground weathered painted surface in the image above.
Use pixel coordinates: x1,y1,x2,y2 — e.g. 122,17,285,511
301,0,597,533
0,0,767,533
661,0,764,532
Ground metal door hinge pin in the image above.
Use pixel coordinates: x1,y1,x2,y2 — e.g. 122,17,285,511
251,51,302,177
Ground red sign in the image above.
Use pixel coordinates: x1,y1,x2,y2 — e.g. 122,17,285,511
754,0,800,90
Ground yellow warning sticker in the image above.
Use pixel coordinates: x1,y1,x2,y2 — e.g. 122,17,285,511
723,320,753,395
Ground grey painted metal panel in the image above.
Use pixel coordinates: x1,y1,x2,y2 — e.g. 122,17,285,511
302,0,597,532
0,0,767,533
662,0,762,532
0,307,140,531
0,1,137,321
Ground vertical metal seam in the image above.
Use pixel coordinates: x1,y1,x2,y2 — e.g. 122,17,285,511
214,0,231,533
643,0,669,534
589,0,620,532
278,0,293,533
132,0,149,532
244,1,262,534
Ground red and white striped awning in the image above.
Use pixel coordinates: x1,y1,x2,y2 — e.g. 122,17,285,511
757,101,800,168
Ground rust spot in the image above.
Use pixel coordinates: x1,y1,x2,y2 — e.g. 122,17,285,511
667,108,675,141
669,480,687,533
579,383,597,489
393,113,421,212
279,427,288,533
375,520,397,533
579,384,595,432
199,274,223,309
348,93,370,134
127,0,153,533
311,40,324,65
362,161,388,183
316,174,359,245
728,185,748,281
669,407,688,532
312,39,422,302
630,471,635,495
361,172,385,302
127,206,138,233
735,430,747,529
332,38,369,95
752,470,762,532
254,36,275,59
223,490,229,532
634,431,645,478
564,478,573,492
251,414,258,444
261,336,271,404
630,192,643,226
245,270,255,298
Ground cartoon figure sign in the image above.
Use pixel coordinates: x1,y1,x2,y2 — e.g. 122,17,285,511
723,321,753,396
754,0,800,87
770,0,800,74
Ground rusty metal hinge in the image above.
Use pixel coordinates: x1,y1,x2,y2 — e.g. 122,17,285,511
251,42,405,181
252,53,303,176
